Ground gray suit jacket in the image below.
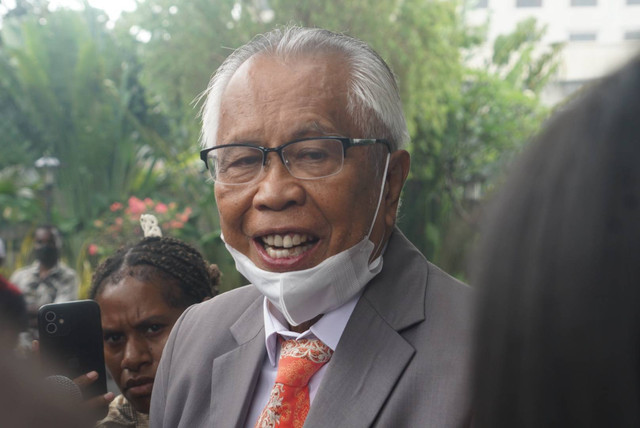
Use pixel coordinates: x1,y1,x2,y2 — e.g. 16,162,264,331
150,228,474,427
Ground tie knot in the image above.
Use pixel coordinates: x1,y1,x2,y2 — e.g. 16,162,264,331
275,339,333,387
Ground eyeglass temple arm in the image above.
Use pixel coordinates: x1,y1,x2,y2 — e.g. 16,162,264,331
347,138,392,153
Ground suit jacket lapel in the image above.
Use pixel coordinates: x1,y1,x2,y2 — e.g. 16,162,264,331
305,297,416,427
209,296,266,428
306,229,429,427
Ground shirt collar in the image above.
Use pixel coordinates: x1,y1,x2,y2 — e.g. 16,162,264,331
262,293,361,366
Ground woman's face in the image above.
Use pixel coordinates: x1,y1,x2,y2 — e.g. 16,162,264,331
94,275,185,414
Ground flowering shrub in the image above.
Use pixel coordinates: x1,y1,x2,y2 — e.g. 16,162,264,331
87,196,193,258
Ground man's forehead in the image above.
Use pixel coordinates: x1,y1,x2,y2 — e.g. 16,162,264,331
217,53,353,143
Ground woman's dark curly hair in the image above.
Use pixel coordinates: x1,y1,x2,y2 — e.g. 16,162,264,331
89,237,220,308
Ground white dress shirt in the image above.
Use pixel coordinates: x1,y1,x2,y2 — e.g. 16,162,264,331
244,293,361,427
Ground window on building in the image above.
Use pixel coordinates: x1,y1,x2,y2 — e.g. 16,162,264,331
474,0,489,7
569,32,597,41
516,0,542,6
624,30,640,40
571,0,597,5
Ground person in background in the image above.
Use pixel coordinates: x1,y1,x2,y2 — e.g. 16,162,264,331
11,225,79,348
0,237,28,350
151,26,474,427
471,55,640,427
89,215,220,428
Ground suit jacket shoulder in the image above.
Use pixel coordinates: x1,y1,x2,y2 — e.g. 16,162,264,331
305,228,474,427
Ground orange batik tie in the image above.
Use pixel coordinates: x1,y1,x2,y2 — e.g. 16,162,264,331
255,338,333,428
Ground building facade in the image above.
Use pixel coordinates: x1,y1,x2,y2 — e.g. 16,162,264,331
465,0,640,104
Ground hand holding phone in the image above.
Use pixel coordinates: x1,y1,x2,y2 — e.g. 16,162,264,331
38,300,109,410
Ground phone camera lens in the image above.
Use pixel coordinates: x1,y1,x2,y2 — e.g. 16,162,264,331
46,322,57,334
44,311,56,322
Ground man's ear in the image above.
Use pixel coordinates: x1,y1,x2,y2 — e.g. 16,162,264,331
384,150,410,228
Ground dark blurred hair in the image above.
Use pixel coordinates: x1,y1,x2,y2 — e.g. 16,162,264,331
89,237,220,308
0,278,27,347
472,55,640,427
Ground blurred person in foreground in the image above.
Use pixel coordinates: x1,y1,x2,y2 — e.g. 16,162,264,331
151,26,474,427
11,225,79,348
0,237,28,350
472,55,640,427
0,347,90,428
90,214,220,427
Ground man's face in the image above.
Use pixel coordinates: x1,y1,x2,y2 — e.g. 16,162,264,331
33,228,59,266
214,54,394,272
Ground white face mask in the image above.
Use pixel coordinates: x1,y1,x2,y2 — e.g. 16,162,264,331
223,154,390,326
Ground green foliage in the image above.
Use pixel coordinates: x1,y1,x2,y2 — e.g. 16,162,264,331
0,6,173,283
0,166,40,225
491,17,563,93
400,16,562,275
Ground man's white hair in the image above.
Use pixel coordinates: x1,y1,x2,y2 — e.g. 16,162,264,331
199,26,409,151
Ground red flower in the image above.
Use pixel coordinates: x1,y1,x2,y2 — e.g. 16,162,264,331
177,206,192,223
110,202,123,212
127,196,147,215
169,220,184,229
155,203,168,214
88,244,99,255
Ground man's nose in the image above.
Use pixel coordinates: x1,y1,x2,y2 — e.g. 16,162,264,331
253,152,305,211
121,336,152,372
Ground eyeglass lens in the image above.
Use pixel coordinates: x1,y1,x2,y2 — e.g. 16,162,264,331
208,138,345,184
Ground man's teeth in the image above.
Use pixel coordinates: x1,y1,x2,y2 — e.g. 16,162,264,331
261,233,313,259
265,245,312,258
262,233,310,249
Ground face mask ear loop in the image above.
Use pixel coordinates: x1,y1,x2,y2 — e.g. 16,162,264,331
366,153,391,261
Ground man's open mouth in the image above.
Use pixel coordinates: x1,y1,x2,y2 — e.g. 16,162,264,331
260,233,317,259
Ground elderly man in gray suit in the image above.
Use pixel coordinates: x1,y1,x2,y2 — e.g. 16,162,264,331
150,26,473,428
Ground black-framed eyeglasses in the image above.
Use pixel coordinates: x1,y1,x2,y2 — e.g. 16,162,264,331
200,136,391,185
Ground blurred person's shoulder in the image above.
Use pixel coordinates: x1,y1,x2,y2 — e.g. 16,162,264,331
55,261,78,280
9,262,38,284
